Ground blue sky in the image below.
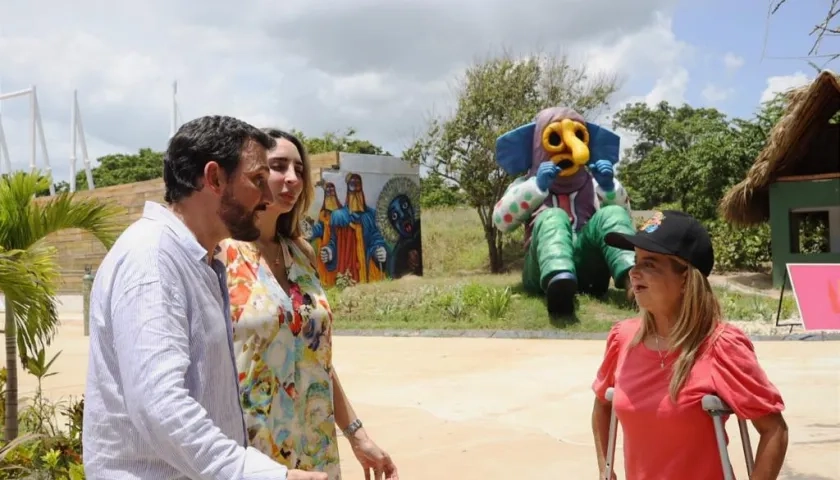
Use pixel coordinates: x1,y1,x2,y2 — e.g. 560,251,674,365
672,0,834,119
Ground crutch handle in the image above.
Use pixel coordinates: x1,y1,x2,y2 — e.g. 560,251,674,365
701,394,733,415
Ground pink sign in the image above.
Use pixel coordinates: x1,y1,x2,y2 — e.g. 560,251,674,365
787,263,840,331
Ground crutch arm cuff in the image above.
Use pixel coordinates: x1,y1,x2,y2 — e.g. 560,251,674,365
702,394,733,414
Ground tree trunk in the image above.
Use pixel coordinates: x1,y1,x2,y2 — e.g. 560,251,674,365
4,305,18,441
475,206,505,273
484,224,505,273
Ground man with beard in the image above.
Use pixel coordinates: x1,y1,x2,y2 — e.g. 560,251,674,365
320,173,388,284
83,116,327,480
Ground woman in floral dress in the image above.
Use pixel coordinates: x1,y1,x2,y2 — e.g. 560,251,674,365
218,129,399,480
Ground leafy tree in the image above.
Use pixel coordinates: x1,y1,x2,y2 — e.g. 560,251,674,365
612,95,790,271
73,148,165,190
54,131,388,194
292,128,390,156
613,96,786,222
403,52,621,272
0,171,121,440
419,172,466,208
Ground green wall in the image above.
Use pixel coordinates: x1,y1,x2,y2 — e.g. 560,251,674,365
768,178,840,288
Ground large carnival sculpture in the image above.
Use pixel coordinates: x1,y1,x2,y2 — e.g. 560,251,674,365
492,106,636,315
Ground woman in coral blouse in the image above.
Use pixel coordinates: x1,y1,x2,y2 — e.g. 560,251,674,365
591,210,789,480
219,129,398,480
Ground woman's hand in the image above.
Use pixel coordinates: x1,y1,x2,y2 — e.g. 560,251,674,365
349,431,399,480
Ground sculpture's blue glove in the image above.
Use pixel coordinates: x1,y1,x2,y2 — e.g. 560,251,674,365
535,161,561,192
590,159,615,192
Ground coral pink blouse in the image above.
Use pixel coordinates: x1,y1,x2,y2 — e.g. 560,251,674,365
592,318,784,480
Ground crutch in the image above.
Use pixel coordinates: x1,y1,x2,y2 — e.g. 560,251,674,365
602,389,755,480
702,394,755,480
602,387,618,480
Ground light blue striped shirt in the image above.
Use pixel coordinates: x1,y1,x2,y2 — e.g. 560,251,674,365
83,201,288,480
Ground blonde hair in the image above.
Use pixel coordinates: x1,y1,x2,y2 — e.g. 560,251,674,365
261,128,314,240
632,259,722,401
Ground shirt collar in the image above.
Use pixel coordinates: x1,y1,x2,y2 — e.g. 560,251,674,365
142,201,221,263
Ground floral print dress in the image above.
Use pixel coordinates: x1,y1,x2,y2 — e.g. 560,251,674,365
218,238,341,479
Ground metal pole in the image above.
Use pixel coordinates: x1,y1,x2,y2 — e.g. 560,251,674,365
32,88,54,195
29,85,36,173
83,265,94,336
70,89,78,192
0,87,33,101
0,77,12,175
74,94,94,190
170,80,178,138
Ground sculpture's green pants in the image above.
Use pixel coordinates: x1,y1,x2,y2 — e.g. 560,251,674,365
522,205,636,296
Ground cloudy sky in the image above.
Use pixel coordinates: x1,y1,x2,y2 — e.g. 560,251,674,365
0,0,832,185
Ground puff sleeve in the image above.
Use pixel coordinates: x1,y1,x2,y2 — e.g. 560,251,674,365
592,321,626,402
711,324,785,420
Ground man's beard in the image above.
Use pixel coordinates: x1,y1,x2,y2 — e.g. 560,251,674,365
219,186,262,242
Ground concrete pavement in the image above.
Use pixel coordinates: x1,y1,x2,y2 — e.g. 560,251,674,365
7,319,840,479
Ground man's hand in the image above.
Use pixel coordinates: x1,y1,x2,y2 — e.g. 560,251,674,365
535,161,562,192
590,159,615,192
288,469,328,480
319,246,333,263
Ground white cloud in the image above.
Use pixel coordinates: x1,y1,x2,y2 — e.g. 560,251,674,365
701,84,734,104
0,0,687,185
723,52,744,73
760,72,811,104
574,10,691,152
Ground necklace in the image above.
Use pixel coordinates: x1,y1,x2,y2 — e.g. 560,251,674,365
274,246,283,266
654,334,666,369
258,240,284,267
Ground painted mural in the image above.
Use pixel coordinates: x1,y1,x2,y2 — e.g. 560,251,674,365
303,153,422,288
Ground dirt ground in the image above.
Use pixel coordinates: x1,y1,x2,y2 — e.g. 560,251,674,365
11,320,840,480
709,271,780,297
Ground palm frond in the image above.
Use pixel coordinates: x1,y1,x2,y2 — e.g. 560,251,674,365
28,192,124,249
12,244,60,362
0,249,44,301
0,170,124,250
0,246,60,363
0,171,122,362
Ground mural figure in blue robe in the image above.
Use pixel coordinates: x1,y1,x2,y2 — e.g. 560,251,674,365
319,173,388,284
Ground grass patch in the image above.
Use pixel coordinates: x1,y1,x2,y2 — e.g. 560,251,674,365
325,207,798,333
327,273,623,333
715,286,798,322
420,206,526,275
327,274,797,333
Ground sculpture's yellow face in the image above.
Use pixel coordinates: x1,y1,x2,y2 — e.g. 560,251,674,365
541,118,590,177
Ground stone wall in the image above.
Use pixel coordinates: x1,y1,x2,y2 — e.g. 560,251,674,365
46,162,331,294
44,178,166,294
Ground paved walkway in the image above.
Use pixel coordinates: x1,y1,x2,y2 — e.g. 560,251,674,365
7,319,840,479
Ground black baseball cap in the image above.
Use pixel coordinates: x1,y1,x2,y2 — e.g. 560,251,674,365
604,210,715,277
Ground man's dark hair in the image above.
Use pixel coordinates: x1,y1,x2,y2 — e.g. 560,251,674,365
163,115,275,203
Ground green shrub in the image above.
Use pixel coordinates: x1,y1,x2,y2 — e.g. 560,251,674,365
707,220,771,273
0,350,85,479
798,213,830,254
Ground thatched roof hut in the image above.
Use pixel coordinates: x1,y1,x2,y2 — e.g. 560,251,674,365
719,70,840,226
